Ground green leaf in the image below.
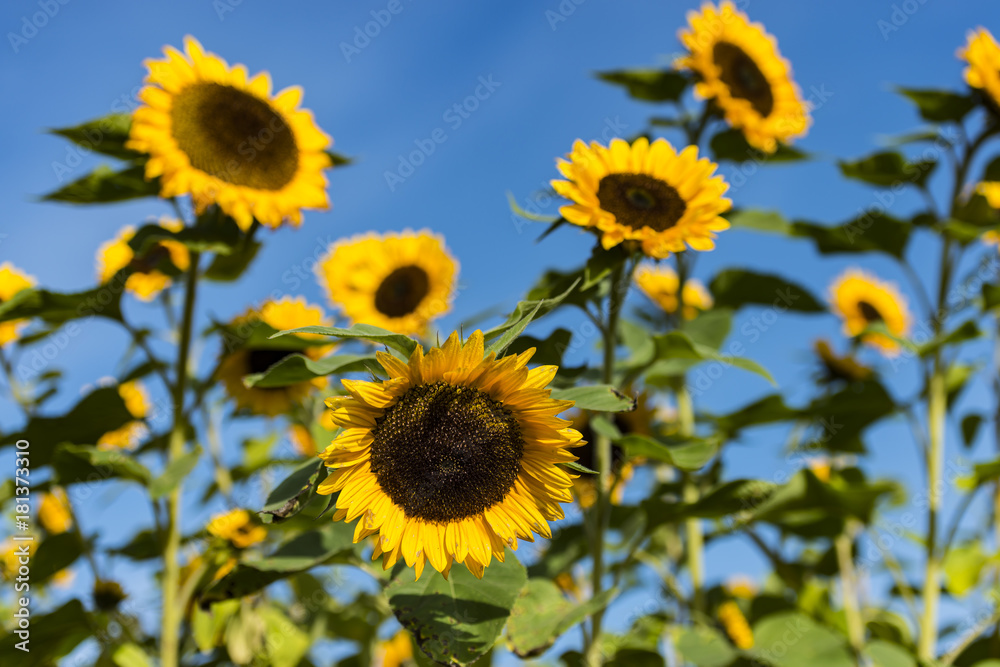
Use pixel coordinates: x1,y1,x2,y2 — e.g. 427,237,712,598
644,331,774,385
727,208,792,234
148,446,202,499
943,542,987,597
386,553,527,666
961,414,984,448
109,529,164,561
259,458,328,524
484,279,581,356
204,238,262,282
201,522,357,603
710,128,809,163
507,579,616,658
619,434,718,470
49,113,143,161
983,282,1000,311
917,319,981,357
32,532,83,582
749,612,854,667
674,625,737,667
550,385,635,412
244,353,377,389
865,640,917,667
0,284,124,325
792,213,911,258
896,87,976,123
713,394,798,435
838,150,936,189
271,323,418,356
53,444,153,486
505,327,574,367
595,69,688,102
561,460,598,475
682,308,733,351
260,606,312,667
112,643,153,667
42,164,160,204
129,217,244,256
0,600,91,666
709,269,825,312
325,149,353,166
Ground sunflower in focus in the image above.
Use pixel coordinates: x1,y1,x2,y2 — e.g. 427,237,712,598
830,269,911,356
206,508,267,548
319,330,582,579
39,488,73,535
96,220,190,301
552,138,731,259
217,296,331,416
98,380,151,450
635,263,713,320
127,36,332,231
959,28,1000,109
316,230,457,336
375,631,414,667
676,1,810,153
0,262,36,346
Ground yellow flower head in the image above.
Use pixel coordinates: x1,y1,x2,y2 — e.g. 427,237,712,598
39,488,73,535
959,28,1000,109
206,508,267,548
635,264,713,319
1,538,36,580
98,380,151,450
319,330,582,580
0,262,37,346
316,230,458,336
290,424,317,456
724,575,758,600
96,220,190,302
218,296,331,417
718,600,754,649
375,631,413,667
978,183,1000,211
552,138,731,259
676,1,811,153
127,36,333,230
830,269,911,356
808,458,833,483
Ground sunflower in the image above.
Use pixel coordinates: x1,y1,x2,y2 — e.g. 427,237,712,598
97,380,151,450
0,262,36,346
127,36,332,231
375,631,414,667
218,296,331,416
814,339,872,383
96,219,190,301
959,28,1000,110
718,600,754,649
552,138,731,258
676,2,810,154
0,538,35,580
724,575,758,600
635,263,713,319
316,230,457,336
830,269,911,356
318,330,582,579
206,508,267,548
289,424,317,456
39,488,73,535
93,580,128,612
979,183,1000,210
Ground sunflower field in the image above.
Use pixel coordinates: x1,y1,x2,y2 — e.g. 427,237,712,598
4,2,1000,666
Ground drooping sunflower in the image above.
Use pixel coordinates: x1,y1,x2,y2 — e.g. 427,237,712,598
319,330,582,579
127,36,332,231
96,219,190,301
206,508,267,548
0,262,36,346
635,263,714,320
829,269,911,356
676,1,810,153
316,230,457,336
39,488,73,535
552,138,731,259
97,380,151,450
959,28,1000,110
218,296,331,416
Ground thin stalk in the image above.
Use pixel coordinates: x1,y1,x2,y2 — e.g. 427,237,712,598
160,251,201,667
835,526,864,661
679,388,703,615
584,261,628,667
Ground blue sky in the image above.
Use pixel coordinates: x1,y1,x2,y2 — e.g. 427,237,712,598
2,0,1000,662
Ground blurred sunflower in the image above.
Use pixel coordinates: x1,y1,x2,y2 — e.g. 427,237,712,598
724,575,758,599
978,183,1000,210
0,538,35,580
289,423,317,456
316,230,457,336
93,580,128,612
635,263,713,320
127,36,332,230
319,330,582,579
0,262,36,346
96,220,190,301
98,380,150,450
718,600,754,649
814,339,872,383
959,28,1000,109
830,269,911,356
676,1,810,153
552,138,731,258
217,296,330,416
206,508,267,548
39,488,72,535
375,631,413,667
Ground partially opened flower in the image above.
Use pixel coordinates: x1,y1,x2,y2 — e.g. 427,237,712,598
316,230,457,336
206,508,267,548
96,219,190,301
218,296,331,416
830,269,911,356
0,262,36,346
635,264,713,319
128,36,332,230
552,138,730,258
959,28,1000,109
39,488,73,535
319,330,582,579
98,380,150,450
676,1,810,153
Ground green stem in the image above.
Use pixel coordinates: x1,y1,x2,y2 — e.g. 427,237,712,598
160,251,201,667
835,525,864,661
584,261,629,667
679,388,703,615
